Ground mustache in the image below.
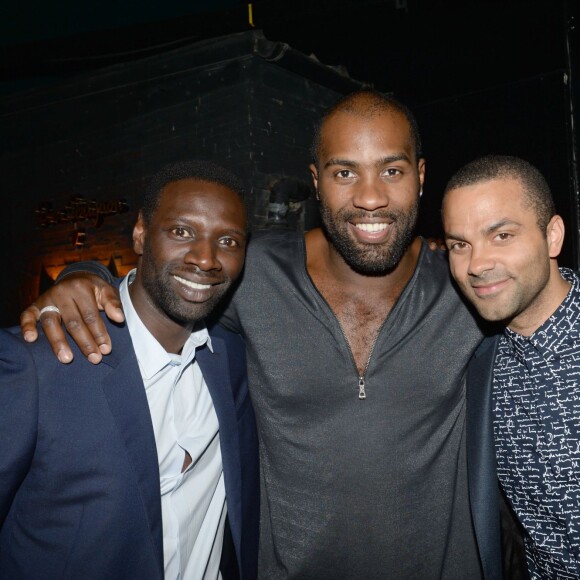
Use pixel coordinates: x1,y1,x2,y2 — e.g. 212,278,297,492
339,209,401,221
170,267,225,281
468,274,506,286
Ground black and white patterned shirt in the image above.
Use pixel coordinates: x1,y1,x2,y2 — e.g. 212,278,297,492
493,268,580,579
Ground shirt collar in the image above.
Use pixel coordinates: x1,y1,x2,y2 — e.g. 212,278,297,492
503,267,579,362
119,269,213,381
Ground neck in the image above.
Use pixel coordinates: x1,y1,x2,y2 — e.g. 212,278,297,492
508,263,571,337
305,228,422,296
128,279,194,354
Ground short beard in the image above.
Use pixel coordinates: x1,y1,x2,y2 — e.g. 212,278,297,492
140,240,230,325
319,203,418,275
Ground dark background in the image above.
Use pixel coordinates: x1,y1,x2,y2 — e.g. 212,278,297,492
1,0,575,105
0,0,578,323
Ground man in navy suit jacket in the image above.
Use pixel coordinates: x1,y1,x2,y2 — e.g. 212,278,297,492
0,160,259,579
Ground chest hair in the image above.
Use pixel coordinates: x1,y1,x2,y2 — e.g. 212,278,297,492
316,279,395,375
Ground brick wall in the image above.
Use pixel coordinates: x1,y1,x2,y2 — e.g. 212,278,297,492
0,31,364,325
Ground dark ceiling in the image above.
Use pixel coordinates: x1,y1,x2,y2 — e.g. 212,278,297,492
1,0,577,106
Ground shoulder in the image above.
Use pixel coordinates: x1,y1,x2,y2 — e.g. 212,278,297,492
227,230,305,304
208,322,245,351
0,326,27,352
472,334,501,361
3,315,130,376
466,334,500,390
416,241,452,277
0,328,36,378
0,330,41,424
207,324,249,408
207,323,247,377
246,230,303,260
1,326,54,368
413,241,469,306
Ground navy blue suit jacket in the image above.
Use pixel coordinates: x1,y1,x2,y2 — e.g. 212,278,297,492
0,318,259,579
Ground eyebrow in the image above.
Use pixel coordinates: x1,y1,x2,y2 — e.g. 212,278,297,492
209,225,248,238
445,218,523,241
323,154,411,170
484,218,523,234
163,217,247,236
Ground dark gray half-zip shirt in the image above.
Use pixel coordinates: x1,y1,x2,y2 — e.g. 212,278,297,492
220,231,485,579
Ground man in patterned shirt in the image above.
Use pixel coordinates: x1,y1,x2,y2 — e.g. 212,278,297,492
443,154,579,578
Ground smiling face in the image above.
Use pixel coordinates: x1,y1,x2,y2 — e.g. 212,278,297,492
133,178,247,326
443,177,566,332
310,109,425,275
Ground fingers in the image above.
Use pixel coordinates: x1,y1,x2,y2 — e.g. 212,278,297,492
19,274,123,365
52,276,117,363
21,304,76,366
98,284,125,325
38,308,75,364
427,238,446,251
20,305,42,343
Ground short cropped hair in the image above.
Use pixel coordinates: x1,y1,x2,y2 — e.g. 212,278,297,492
141,160,245,224
444,155,556,231
310,89,423,167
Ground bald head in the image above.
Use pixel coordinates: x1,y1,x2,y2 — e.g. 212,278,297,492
310,90,423,168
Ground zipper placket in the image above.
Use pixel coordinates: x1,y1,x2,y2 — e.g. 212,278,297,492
337,319,385,400
301,237,390,400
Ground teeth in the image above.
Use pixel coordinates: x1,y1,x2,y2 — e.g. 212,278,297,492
355,223,388,232
173,275,211,290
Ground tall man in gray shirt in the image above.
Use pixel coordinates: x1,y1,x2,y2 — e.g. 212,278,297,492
21,91,499,578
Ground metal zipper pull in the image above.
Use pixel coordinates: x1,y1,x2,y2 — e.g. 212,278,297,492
358,376,366,400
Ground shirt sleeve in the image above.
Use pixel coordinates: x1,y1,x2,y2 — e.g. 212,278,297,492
55,261,116,285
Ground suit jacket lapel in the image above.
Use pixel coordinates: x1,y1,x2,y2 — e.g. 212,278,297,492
196,335,243,554
99,320,164,576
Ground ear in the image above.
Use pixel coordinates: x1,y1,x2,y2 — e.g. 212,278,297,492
309,163,319,192
547,215,565,258
418,158,426,191
133,212,146,256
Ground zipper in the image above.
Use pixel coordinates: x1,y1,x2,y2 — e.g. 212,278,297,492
337,319,384,400
301,238,389,400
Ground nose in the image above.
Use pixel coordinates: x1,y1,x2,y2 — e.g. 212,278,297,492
352,176,389,211
184,239,221,272
467,245,495,277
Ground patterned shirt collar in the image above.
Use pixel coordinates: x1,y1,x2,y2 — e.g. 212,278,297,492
503,267,578,363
